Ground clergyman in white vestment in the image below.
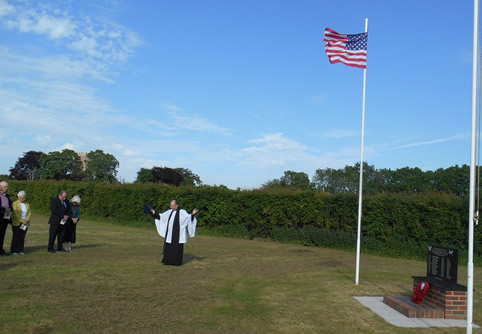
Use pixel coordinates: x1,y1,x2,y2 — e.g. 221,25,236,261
150,200,198,265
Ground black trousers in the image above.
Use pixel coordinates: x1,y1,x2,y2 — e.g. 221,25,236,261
0,217,9,253
11,225,27,253
48,224,65,251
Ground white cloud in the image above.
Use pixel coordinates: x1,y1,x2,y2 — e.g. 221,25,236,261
0,0,15,17
5,8,76,40
70,34,102,58
162,104,184,111
169,112,232,136
59,143,75,151
0,46,113,83
236,133,323,168
213,133,375,179
0,1,142,76
388,134,468,151
323,129,359,139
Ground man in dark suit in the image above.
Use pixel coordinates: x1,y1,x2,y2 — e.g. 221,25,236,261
0,181,13,255
48,190,71,253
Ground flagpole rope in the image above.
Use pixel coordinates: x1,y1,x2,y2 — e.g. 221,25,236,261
477,31,481,223
477,27,482,225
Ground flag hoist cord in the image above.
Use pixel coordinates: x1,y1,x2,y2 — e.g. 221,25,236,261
468,11,482,334
477,30,482,227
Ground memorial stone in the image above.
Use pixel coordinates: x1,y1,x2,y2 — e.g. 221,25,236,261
426,245,458,284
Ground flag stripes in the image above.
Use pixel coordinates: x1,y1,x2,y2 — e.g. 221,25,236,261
323,27,367,68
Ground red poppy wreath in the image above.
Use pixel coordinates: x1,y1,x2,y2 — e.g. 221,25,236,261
412,281,430,304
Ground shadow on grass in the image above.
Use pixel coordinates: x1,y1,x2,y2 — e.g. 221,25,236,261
290,248,313,253
72,244,104,250
0,261,31,271
184,254,206,264
321,258,355,284
23,243,104,253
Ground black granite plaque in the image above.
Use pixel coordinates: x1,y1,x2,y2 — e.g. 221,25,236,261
426,245,458,284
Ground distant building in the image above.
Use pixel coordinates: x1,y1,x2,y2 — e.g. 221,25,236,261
77,152,89,171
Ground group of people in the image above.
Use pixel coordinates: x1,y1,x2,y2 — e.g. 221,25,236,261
0,181,32,255
0,181,82,255
47,190,81,253
0,179,198,266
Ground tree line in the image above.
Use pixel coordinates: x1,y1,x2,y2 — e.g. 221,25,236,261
5,150,204,187
263,163,471,196
7,150,120,183
5,150,471,195
135,167,202,186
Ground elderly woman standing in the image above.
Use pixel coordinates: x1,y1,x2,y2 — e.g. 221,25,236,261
63,195,81,251
11,191,31,255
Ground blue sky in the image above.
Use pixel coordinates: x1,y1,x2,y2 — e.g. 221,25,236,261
0,0,476,188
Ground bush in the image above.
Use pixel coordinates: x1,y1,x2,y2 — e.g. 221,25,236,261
6,181,478,260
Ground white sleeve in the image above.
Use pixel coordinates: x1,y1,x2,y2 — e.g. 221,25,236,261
154,210,171,237
179,210,197,238
188,216,197,237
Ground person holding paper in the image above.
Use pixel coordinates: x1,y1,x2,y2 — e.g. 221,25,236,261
149,200,198,266
11,191,31,255
47,190,70,253
0,181,12,255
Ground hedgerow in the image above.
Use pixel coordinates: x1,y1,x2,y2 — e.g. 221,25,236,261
7,181,479,262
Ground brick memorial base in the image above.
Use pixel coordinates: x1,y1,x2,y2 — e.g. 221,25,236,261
383,276,467,319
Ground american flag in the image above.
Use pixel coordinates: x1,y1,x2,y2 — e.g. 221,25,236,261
323,28,367,69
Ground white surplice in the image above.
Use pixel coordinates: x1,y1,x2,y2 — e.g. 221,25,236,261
154,209,197,243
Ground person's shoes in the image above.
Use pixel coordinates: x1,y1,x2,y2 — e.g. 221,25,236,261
11,252,18,255
48,249,56,253
19,252,24,255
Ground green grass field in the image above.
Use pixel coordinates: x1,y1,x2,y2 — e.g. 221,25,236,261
0,214,481,334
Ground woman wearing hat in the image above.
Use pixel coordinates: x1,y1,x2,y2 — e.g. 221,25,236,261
63,195,81,251
11,190,31,255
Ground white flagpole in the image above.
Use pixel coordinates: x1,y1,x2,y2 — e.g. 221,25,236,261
467,0,478,332
355,17,368,285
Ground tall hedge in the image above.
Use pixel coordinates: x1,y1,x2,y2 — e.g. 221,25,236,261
6,180,476,251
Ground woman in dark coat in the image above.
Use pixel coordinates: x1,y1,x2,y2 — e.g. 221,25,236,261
63,195,81,251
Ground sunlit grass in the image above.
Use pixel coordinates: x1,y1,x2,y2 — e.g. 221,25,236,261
0,214,481,333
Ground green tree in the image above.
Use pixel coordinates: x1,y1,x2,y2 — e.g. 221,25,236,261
280,170,311,189
312,164,361,193
174,168,202,186
136,168,154,183
9,151,45,180
85,150,120,183
313,163,381,194
151,166,184,186
433,164,470,196
261,178,282,189
389,166,429,193
40,149,84,181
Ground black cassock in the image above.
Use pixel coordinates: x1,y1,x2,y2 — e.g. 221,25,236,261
161,209,183,266
151,209,184,266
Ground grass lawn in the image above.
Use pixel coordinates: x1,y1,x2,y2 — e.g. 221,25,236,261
0,213,481,334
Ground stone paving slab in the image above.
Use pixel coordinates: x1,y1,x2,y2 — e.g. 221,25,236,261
354,296,480,328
